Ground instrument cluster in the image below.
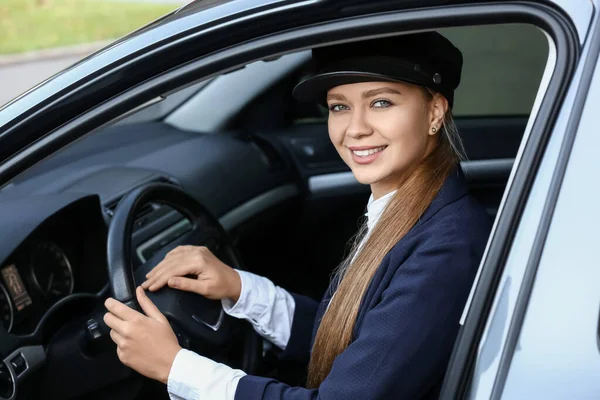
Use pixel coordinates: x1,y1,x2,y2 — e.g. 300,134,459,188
0,240,75,333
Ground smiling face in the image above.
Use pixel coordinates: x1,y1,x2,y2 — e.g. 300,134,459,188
326,81,447,199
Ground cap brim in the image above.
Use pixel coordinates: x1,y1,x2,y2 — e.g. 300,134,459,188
292,72,422,105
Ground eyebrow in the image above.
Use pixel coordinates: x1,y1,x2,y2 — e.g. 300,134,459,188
326,93,346,102
326,87,402,102
362,87,402,98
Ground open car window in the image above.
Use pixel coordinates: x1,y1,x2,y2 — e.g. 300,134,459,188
117,23,548,136
441,23,548,117
289,23,549,124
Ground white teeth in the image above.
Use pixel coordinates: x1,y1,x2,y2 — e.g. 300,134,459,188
352,146,386,157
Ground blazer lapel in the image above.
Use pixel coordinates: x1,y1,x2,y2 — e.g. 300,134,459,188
416,166,469,228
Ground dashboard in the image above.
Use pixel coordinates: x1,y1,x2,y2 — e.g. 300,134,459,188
0,187,198,336
0,121,308,338
0,195,108,335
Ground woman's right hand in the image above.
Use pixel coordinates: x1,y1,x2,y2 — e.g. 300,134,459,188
140,245,242,302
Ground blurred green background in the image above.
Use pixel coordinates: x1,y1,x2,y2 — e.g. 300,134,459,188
0,0,180,55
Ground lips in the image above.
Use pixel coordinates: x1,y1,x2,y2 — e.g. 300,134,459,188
348,145,387,165
350,146,387,157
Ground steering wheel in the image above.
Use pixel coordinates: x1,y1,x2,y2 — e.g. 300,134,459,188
106,182,261,373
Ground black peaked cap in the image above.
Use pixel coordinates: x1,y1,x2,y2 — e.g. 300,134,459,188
293,31,463,107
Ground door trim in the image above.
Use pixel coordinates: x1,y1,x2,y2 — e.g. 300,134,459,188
440,3,581,399
489,9,600,400
0,3,582,398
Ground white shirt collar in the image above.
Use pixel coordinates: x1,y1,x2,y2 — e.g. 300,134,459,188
365,189,397,232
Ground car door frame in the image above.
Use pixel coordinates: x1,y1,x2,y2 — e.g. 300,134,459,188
498,12,600,399
0,1,587,398
441,1,598,399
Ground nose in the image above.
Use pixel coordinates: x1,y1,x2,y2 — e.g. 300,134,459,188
345,108,372,139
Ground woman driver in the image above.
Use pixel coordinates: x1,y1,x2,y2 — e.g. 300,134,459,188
104,31,492,399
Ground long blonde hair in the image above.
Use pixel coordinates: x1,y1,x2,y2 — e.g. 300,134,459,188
306,88,466,388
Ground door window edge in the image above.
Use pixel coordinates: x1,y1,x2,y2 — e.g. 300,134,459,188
440,3,581,399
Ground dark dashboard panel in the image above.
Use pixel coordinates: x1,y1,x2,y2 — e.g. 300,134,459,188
9,122,296,218
0,196,107,335
0,122,299,338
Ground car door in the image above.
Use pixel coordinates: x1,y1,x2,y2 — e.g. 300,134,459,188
0,1,595,399
499,22,600,399
441,1,599,399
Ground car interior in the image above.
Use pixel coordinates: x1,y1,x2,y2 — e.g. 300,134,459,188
0,22,551,399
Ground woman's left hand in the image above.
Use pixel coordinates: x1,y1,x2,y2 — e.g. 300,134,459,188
104,286,182,384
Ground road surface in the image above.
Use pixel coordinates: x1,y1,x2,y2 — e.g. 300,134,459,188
0,0,189,108
0,55,84,107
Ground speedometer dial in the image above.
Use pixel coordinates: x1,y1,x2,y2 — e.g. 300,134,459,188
0,284,13,332
29,241,74,299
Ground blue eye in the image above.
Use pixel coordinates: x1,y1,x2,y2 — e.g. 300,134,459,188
372,99,393,108
329,104,348,112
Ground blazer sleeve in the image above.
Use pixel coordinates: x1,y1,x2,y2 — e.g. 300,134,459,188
234,233,479,400
277,292,320,364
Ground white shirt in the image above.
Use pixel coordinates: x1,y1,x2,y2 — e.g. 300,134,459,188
167,190,397,400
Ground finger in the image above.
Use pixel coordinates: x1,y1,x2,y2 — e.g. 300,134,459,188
161,245,195,263
136,286,167,323
148,262,197,292
145,256,173,280
142,266,162,288
167,245,193,256
109,329,126,346
105,297,144,321
116,346,126,364
168,277,208,295
145,249,186,279
104,311,127,333
145,246,203,281
143,257,181,289
144,252,189,285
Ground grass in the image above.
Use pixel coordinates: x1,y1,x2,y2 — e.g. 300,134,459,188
0,0,179,55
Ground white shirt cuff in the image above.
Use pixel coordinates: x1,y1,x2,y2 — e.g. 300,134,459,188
221,269,256,317
221,270,295,350
167,348,245,400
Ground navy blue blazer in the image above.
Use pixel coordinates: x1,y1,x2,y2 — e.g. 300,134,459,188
236,167,492,400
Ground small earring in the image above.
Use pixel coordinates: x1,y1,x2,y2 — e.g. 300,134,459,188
431,127,437,133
